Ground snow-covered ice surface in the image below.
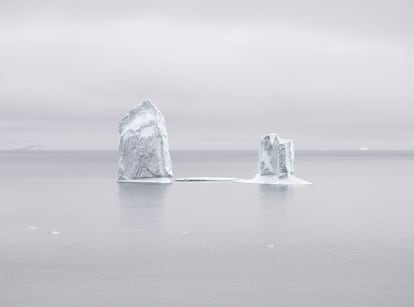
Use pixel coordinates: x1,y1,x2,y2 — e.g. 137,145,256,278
176,176,310,184
176,177,238,182
118,100,173,183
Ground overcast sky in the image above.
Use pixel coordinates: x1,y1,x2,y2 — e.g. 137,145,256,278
1,0,413,150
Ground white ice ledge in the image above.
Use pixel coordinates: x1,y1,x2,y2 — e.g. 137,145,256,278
118,176,311,185
235,174,312,185
176,177,238,182
118,177,173,184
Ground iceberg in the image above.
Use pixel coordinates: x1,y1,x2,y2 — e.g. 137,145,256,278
237,133,311,185
258,133,295,177
118,99,173,183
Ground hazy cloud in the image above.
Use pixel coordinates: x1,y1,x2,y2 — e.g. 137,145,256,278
1,0,413,149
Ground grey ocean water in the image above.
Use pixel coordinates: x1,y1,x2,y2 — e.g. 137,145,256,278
1,151,414,307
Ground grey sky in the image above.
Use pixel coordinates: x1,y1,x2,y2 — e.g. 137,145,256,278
1,0,413,150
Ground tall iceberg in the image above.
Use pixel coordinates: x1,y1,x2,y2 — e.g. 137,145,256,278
118,99,173,183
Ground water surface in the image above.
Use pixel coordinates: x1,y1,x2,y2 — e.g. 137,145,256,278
0,151,413,307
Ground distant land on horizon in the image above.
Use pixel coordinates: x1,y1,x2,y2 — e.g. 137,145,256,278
2,148,414,157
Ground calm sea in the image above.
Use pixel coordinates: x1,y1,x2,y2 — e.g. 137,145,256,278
0,151,413,307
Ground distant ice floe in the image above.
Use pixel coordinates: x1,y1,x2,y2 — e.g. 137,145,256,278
50,231,60,235
13,143,44,151
169,231,191,236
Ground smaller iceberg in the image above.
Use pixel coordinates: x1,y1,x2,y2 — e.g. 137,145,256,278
237,133,311,185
